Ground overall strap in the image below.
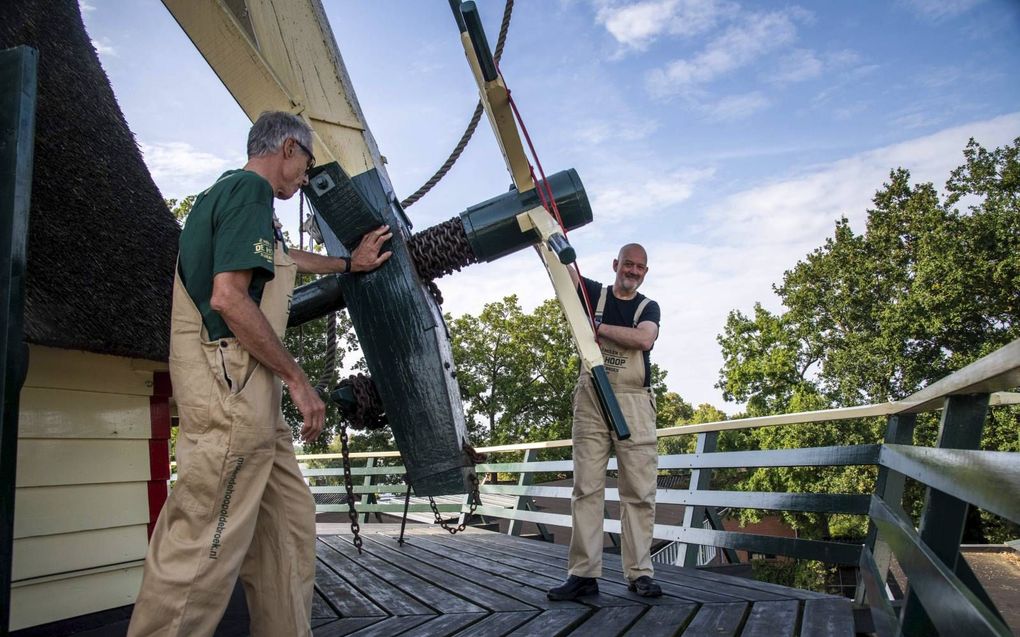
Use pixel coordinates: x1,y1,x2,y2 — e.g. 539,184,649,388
633,298,651,328
594,286,609,322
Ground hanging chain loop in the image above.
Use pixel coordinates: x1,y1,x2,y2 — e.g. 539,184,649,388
338,421,363,553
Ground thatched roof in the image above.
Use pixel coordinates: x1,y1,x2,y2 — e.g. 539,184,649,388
1,0,178,361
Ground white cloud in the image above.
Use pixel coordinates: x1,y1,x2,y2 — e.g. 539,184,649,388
79,0,96,12
900,0,984,21
646,9,805,95
589,167,714,222
703,112,1020,250
91,37,116,57
140,142,241,199
434,114,1020,410
573,118,659,145
701,91,770,120
766,48,823,84
595,0,738,50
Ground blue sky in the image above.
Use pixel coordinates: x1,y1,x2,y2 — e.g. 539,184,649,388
81,0,1020,412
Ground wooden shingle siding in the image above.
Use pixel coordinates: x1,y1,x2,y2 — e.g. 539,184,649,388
10,563,145,631
11,346,161,630
14,482,149,538
18,387,152,439
12,525,148,580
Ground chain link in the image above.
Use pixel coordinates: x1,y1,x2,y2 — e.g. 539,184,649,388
336,373,387,430
407,216,477,306
338,421,363,553
429,471,481,534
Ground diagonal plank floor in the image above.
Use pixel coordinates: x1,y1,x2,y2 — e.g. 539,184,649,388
308,525,855,637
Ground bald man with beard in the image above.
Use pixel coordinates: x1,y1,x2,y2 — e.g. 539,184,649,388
549,243,663,600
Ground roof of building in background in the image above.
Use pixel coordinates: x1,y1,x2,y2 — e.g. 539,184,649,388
1,0,178,361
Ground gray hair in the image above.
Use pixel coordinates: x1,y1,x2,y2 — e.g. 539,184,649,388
246,111,313,158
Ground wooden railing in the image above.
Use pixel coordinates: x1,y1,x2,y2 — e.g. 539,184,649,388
298,340,1020,636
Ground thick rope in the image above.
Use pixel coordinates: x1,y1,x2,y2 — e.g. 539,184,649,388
400,0,515,209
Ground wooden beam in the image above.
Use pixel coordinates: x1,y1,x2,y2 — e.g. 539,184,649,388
162,0,388,180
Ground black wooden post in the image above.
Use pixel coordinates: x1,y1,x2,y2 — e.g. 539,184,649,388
0,45,37,635
679,431,718,567
900,394,989,636
856,412,916,605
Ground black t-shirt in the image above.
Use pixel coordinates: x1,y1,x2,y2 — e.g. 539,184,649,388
578,277,660,387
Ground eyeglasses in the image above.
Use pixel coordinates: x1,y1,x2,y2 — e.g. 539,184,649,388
293,138,316,173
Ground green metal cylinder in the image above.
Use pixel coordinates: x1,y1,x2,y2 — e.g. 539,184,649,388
459,168,592,263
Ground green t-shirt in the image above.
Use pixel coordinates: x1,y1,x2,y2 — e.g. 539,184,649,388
178,170,276,340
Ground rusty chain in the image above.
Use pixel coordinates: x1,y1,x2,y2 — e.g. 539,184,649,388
338,420,363,553
407,216,478,306
336,373,387,430
428,443,487,534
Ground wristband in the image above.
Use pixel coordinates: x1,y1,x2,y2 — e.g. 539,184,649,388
340,256,351,274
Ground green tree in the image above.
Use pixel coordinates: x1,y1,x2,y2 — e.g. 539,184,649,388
446,295,578,445
447,295,696,447
165,195,196,226
716,137,1020,540
282,310,359,452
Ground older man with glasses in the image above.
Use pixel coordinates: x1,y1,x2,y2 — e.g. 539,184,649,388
129,111,392,637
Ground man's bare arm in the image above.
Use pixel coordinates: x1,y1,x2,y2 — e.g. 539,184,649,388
210,269,324,442
289,225,393,274
597,320,658,351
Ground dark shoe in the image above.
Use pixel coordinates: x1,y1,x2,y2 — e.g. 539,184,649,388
628,576,662,597
547,575,599,600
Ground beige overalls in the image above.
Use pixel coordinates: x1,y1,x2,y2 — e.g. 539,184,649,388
568,287,658,581
129,242,316,637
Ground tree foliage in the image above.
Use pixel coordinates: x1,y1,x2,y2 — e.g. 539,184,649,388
166,195,196,226
715,137,1020,540
447,294,685,446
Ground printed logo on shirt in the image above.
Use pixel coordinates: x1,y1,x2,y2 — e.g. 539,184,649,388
253,238,274,263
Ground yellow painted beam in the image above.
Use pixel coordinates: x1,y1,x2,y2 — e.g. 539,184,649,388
162,0,387,179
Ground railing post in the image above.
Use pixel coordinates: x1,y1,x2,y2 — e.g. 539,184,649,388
678,431,718,567
900,393,990,637
856,412,917,605
508,448,551,540
360,457,375,523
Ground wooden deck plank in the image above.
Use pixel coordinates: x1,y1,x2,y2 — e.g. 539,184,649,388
364,534,583,611
320,535,487,614
399,612,487,637
408,534,642,608
312,589,340,620
355,533,536,612
342,615,432,637
800,598,855,637
474,531,829,600
313,544,387,617
566,606,644,636
623,604,699,637
312,617,384,637
315,540,433,616
449,611,539,637
679,602,748,637
739,600,799,637
504,609,590,636
454,533,742,604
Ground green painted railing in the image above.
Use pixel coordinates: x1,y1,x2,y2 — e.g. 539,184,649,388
298,339,1020,636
